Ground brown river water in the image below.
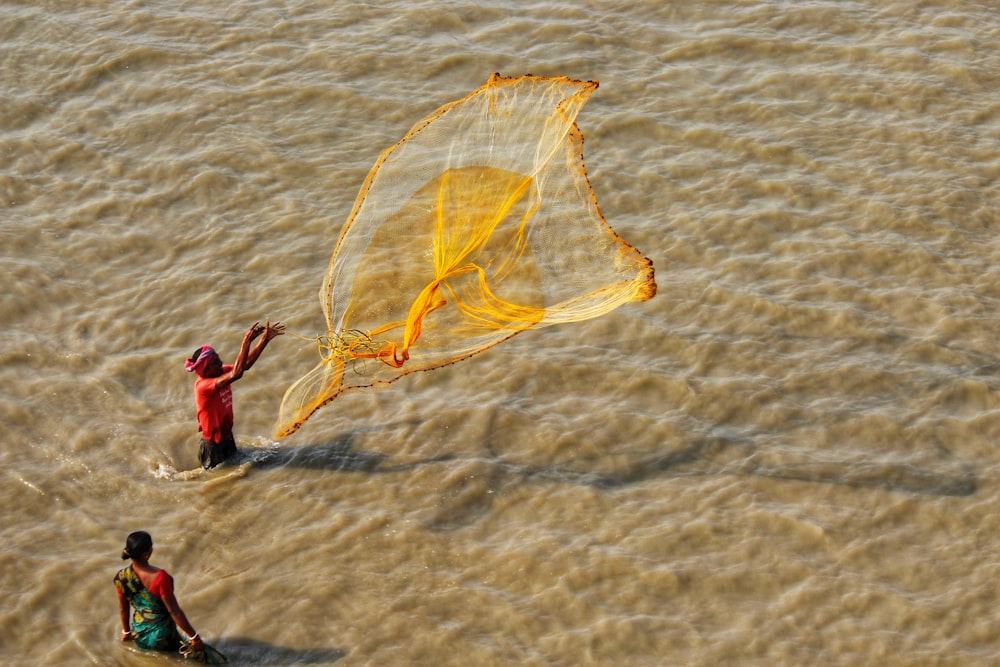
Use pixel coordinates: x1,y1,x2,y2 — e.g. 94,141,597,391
2,1,999,665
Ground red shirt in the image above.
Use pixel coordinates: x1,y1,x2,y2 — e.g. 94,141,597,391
194,365,234,443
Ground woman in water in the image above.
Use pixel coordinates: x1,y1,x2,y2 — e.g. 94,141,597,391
114,531,225,662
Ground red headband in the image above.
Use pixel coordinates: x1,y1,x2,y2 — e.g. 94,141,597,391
184,345,216,375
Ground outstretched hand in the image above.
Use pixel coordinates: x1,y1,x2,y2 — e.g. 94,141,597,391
262,320,285,342
245,321,264,342
233,320,286,378
245,320,284,342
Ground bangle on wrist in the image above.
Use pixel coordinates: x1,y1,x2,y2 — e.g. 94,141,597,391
190,633,200,641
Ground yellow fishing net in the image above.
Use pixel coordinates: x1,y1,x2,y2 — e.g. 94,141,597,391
275,73,656,438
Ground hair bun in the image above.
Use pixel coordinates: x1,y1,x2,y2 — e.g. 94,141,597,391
123,531,152,561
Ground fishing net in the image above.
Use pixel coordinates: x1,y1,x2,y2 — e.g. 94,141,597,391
275,73,656,438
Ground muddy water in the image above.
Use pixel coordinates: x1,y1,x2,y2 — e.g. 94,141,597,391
2,1,999,665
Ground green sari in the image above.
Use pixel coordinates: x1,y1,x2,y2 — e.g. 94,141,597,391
113,566,228,664
114,566,182,651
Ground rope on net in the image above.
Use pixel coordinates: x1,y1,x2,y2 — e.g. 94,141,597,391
287,328,393,376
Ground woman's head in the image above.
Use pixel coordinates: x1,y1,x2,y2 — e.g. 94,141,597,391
121,531,153,561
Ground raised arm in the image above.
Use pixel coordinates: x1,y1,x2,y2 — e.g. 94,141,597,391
214,322,265,390
244,320,285,371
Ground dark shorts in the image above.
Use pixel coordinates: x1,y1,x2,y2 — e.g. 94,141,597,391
199,434,238,469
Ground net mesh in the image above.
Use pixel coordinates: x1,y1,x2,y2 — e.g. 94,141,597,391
276,73,656,438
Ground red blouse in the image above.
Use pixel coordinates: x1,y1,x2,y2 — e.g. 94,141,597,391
147,569,174,598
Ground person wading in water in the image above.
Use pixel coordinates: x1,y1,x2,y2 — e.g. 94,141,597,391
185,320,285,468
114,531,226,663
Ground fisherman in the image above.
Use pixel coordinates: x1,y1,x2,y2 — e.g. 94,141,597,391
185,320,284,468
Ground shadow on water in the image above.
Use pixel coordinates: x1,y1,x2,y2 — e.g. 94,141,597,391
263,431,976,497
532,436,979,498
243,422,977,530
251,434,389,473
247,419,435,473
213,637,345,665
